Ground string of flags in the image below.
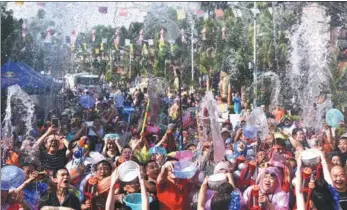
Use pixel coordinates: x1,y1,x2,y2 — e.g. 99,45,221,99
14,3,229,20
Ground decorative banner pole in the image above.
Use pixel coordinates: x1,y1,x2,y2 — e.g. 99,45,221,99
190,13,194,82
141,99,150,134
178,68,184,150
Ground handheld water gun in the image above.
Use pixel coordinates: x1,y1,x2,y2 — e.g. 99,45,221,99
248,185,261,210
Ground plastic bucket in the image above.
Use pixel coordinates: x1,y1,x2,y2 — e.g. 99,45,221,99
1,165,25,190
326,108,344,128
118,161,140,182
173,161,198,179
123,193,153,210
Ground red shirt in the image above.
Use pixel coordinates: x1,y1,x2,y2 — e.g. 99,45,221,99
157,179,192,210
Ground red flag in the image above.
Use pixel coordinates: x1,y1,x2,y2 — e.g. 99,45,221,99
118,8,128,16
98,7,108,14
215,9,224,18
37,2,45,7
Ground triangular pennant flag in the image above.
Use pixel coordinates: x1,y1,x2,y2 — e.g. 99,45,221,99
98,7,108,14
196,10,205,18
215,9,224,18
119,8,128,16
37,2,45,7
15,2,24,6
177,9,185,20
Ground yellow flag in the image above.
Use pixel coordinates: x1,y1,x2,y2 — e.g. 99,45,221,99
100,43,104,51
95,48,100,54
15,2,24,6
177,9,185,20
83,43,87,50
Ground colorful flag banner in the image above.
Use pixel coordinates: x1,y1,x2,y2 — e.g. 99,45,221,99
37,2,45,7
196,9,205,18
119,8,128,16
98,7,108,14
215,9,224,18
15,2,24,6
177,9,185,20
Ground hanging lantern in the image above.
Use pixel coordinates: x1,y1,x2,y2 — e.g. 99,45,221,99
222,26,227,40
181,28,186,43
46,28,52,41
160,28,166,42
202,26,207,41
92,29,96,42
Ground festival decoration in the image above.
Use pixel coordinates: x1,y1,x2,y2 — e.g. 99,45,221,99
119,8,128,16
222,25,227,40
92,29,96,42
202,26,207,41
177,9,186,20
196,9,205,18
215,9,224,18
98,6,108,14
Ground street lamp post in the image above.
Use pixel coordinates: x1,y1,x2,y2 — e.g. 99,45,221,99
253,2,258,107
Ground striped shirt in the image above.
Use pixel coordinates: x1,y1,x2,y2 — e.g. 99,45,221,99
40,148,67,172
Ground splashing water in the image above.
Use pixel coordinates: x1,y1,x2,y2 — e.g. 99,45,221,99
289,4,332,130
198,91,225,163
2,85,35,140
147,77,168,124
257,72,281,111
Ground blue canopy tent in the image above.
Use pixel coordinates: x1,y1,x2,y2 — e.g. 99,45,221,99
1,60,60,94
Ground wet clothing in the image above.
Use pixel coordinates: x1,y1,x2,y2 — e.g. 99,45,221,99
40,148,67,172
38,191,81,210
157,179,193,210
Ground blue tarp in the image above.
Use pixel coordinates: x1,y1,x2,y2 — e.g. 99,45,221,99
1,60,61,94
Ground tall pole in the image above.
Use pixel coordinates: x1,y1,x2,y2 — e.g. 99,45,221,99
253,1,257,107
178,67,183,151
191,17,194,82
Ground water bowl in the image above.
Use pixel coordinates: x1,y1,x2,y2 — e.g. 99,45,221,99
118,161,140,182
173,161,198,179
326,108,344,128
301,149,321,168
208,173,228,191
1,165,25,190
123,193,153,210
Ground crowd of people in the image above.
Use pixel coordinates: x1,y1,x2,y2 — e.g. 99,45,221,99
1,85,347,210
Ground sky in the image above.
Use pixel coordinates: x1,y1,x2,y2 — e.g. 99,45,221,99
7,2,199,36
